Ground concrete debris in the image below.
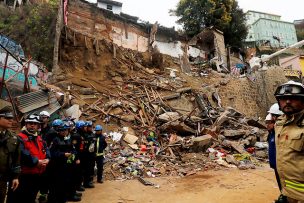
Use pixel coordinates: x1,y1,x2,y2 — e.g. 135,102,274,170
7,32,272,182
191,134,213,152
123,133,138,145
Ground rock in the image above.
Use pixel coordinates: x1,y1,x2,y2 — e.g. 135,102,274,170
121,115,135,122
54,75,66,82
56,81,72,90
247,119,267,129
226,107,244,117
145,68,155,74
161,93,180,101
191,134,213,152
224,130,249,138
189,116,203,122
241,135,257,147
255,150,268,158
109,107,124,115
123,133,138,144
158,112,180,122
225,154,239,165
219,79,229,86
176,87,192,94
212,111,229,132
113,76,123,82
79,87,94,95
230,141,246,154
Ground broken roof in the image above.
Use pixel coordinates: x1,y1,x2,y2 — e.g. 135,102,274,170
97,0,122,7
14,90,61,116
188,27,223,51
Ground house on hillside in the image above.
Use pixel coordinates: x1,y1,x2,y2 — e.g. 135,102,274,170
97,0,122,14
245,10,297,48
189,28,227,69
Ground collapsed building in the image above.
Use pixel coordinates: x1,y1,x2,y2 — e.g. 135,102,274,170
1,0,303,180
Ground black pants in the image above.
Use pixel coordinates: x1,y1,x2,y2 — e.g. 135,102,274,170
48,162,76,203
8,174,41,203
39,167,50,196
96,156,104,181
83,153,95,185
0,180,7,203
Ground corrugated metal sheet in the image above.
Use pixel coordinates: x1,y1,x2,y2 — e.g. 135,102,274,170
14,90,61,115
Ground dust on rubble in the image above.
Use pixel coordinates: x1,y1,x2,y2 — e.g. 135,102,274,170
52,37,270,182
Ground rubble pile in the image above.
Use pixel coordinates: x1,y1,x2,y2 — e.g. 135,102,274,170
49,39,269,180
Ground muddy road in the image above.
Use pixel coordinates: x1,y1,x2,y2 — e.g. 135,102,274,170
79,167,279,203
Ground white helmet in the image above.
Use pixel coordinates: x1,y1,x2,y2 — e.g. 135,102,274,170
268,103,283,115
265,113,272,121
39,111,50,117
275,80,304,98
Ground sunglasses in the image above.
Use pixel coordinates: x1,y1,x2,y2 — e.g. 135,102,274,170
275,85,304,96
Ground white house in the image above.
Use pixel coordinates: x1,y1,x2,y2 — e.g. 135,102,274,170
97,0,122,14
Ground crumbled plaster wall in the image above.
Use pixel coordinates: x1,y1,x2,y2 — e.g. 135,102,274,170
219,66,287,118
213,31,227,65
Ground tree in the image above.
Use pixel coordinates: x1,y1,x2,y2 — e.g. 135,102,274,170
0,1,58,69
223,0,248,48
295,20,304,42
171,0,248,47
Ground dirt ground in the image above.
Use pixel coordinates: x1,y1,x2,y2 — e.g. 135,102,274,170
79,167,279,203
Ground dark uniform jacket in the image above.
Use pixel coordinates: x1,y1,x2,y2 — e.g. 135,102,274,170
95,134,107,157
44,127,58,147
49,136,78,170
0,130,20,180
40,124,51,143
83,132,96,155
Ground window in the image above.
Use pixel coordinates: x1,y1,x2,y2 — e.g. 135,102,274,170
106,4,113,10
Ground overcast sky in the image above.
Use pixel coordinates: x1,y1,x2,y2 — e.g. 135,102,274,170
90,0,303,28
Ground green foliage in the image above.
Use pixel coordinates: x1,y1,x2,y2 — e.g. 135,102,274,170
171,0,248,47
295,22,304,42
0,2,58,69
296,30,304,42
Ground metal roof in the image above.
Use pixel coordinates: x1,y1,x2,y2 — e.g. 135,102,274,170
14,90,61,115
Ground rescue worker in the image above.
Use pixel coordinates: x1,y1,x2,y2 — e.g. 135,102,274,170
71,120,86,192
44,119,63,147
274,80,304,203
265,103,287,203
39,110,51,203
94,125,107,183
48,122,81,202
11,114,50,203
82,121,95,188
0,100,20,203
40,111,51,139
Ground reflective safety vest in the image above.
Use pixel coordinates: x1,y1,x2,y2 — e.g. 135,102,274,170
285,180,304,192
96,137,104,157
19,132,47,174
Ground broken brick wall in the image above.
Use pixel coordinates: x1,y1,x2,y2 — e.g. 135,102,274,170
219,66,287,118
66,0,204,58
